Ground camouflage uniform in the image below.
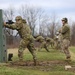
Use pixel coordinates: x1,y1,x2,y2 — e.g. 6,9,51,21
4,16,37,65
36,36,50,52
58,28,63,51
46,37,54,48
61,18,71,59
50,38,54,48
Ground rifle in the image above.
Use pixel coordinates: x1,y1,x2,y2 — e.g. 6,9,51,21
4,20,14,35
6,20,14,24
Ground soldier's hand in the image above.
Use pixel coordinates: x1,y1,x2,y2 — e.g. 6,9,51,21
4,22,6,26
59,30,61,33
59,29,61,33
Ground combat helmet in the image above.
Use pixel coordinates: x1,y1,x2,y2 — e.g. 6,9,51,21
62,17,68,23
15,16,22,21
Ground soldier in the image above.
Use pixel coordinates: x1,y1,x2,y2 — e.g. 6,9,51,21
46,37,54,48
35,36,50,52
60,18,71,60
15,19,27,37
50,38,55,48
4,16,37,65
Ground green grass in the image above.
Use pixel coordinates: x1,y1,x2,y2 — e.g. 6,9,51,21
0,66,75,75
12,48,65,61
37,51,65,61
70,46,75,53
1,46,75,75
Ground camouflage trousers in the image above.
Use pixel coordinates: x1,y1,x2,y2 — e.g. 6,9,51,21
39,42,50,52
61,39,71,58
18,39,36,61
50,42,54,48
54,41,60,50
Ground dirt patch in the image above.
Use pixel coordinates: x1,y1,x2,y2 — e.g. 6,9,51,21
0,60,75,72
9,60,71,66
5,60,74,72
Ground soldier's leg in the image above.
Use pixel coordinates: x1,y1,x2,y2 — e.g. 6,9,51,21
57,42,61,50
60,41,64,52
27,42,37,65
54,41,57,49
18,47,24,61
51,43,53,48
62,39,71,59
51,43,52,48
18,39,25,61
51,42,54,48
44,44,50,52
38,44,42,51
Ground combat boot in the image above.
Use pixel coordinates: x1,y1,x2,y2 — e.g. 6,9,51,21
66,56,71,61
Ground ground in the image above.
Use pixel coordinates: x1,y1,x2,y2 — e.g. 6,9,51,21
0,46,75,75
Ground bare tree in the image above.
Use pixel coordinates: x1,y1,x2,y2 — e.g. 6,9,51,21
46,13,61,38
3,7,15,21
18,5,45,36
3,6,15,45
39,15,50,37
39,12,61,38
71,22,75,45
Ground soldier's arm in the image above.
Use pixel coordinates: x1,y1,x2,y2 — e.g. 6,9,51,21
58,28,62,33
61,25,69,34
4,22,23,30
4,22,17,30
16,23,23,30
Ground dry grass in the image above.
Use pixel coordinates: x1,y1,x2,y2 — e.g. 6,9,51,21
8,48,29,55
70,51,75,61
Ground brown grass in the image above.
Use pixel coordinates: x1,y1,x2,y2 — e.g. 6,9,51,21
7,48,29,56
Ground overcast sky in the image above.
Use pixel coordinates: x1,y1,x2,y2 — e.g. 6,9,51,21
0,0,75,21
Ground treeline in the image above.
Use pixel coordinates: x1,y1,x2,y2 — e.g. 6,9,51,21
3,5,75,47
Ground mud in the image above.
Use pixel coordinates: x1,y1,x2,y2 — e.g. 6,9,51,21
10,60,71,66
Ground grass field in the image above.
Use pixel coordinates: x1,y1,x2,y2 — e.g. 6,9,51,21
0,46,75,75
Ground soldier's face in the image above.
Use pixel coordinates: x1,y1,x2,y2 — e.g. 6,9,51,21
15,19,22,23
62,20,65,25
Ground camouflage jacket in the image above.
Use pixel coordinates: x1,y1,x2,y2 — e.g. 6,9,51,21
35,36,44,43
5,23,33,40
61,23,70,40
